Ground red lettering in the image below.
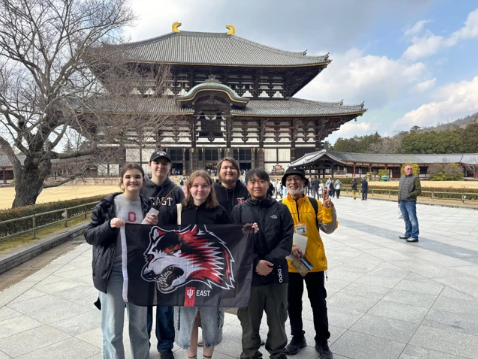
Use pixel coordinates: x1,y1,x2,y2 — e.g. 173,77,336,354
128,212,136,223
184,286,196,306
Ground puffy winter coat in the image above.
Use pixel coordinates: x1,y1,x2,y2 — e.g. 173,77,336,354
84,193,151,293
231,197,293,286
213,180,249,215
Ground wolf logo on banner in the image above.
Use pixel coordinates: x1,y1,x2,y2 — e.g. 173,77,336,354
141,225,235,293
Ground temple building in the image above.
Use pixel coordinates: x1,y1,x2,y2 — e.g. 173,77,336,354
90,23,367,175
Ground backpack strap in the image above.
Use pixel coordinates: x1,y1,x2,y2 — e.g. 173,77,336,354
308,197,319,228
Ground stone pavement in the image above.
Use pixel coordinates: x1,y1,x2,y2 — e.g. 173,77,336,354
1,197,478,359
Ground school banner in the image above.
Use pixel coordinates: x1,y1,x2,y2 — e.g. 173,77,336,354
120,223,254,307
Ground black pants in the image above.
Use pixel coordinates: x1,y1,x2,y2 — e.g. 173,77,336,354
362,190,368,200
288,272,330,343
335,189,341,198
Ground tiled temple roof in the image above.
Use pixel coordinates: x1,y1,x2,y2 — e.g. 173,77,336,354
82,97,365,117
291,150,478,166
111,31,330,67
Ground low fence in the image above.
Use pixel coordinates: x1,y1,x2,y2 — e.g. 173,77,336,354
0,202,96,242
341,187,478,204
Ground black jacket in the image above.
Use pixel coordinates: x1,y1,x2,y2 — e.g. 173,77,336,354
311,178,319,191
351,179,358,190
159,202,231,226
213,180,249,215
231,197,293,286
140,177,184,221
361,179,368,191
84,193,151,293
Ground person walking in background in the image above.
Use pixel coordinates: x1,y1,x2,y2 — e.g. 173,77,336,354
318,180,324,199
361,177,368,200
311,176,319,199
281,167,337,359
327,178,335,198
232,168,294,359
334,178,342,199
350,178,358,200
85,163,158,359
159,170,231,359
398,165,422,243
141,150,184,359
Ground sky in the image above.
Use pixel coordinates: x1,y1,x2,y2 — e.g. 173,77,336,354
125,0,478,144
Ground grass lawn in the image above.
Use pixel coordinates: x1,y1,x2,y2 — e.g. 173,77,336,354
0,185,118,210
368,180,478,189
0,216,89,255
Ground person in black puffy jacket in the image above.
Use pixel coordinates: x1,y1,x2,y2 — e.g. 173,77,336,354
231,168,293,359
84,163,157,359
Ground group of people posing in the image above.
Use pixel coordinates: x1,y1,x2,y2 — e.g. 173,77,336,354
85,150,338,359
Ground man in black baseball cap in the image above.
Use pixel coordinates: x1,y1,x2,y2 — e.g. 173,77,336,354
141,149,183,359
149,150,171,163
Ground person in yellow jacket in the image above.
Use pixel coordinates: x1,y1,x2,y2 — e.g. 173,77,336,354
281,167,337,359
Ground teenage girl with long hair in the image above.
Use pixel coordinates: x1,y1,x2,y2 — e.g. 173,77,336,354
85,163,158,359
160,170,231,359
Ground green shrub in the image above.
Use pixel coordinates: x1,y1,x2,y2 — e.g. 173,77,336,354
401,163,420,176
378,169,389,178
0,194,113,238
428,163,463,181
9,180,14,186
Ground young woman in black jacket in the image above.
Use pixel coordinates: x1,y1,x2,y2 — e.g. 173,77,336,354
84,163,158,359
160,170,230,359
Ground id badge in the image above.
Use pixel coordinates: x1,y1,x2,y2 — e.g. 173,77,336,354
295,223,307,235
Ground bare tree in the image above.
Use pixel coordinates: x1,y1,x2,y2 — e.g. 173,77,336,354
369,131,407,154
0,0,173,207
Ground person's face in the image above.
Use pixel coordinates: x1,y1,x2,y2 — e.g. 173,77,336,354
190,176,211,204
219,161,238,183
121,169,143,194
149,158,171,179
286,175,305,195
246,175,269,199
405,166,413,174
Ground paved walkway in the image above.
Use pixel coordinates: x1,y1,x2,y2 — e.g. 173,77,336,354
1,197,478,359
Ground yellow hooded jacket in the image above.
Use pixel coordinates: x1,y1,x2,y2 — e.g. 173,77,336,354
282,194,338,273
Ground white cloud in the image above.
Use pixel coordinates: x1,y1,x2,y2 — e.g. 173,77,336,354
402,8,478,60
332,122,379,139
412,78,436,92
297,48,427,109
392,76,478,130
404,19,431,36
447,8,478,45
402,33,443,60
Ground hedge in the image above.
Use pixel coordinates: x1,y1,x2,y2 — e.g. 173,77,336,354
0,194,113,238
342,186,478,201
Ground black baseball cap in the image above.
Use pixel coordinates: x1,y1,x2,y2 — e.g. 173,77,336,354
149,150,171,163
281,167,309,187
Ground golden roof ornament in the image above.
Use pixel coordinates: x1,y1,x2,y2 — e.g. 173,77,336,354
172,22,181,33
226,25,235,35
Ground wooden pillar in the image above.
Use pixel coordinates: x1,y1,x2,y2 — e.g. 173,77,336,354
353,163,356,177
190,148,198,172
257,148,265,170
2,168,5,184
258,119,265,169
182,148,186,176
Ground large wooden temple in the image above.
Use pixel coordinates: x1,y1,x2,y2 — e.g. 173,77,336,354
91,23,366,175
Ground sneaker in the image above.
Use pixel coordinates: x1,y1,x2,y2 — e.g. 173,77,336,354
315,341,333,359
407,237,419,242
285,336,307,355
160,350,174,359
399,235,410,240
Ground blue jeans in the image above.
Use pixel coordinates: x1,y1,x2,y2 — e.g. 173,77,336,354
147,305,175,352
400,201,419,238
99,266,149,359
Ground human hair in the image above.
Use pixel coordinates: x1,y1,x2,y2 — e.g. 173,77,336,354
118,163,145,190
217,157,240,176
245,168,270,183
183,170,219,209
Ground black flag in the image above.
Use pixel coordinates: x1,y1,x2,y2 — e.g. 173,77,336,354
121,223,254,307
